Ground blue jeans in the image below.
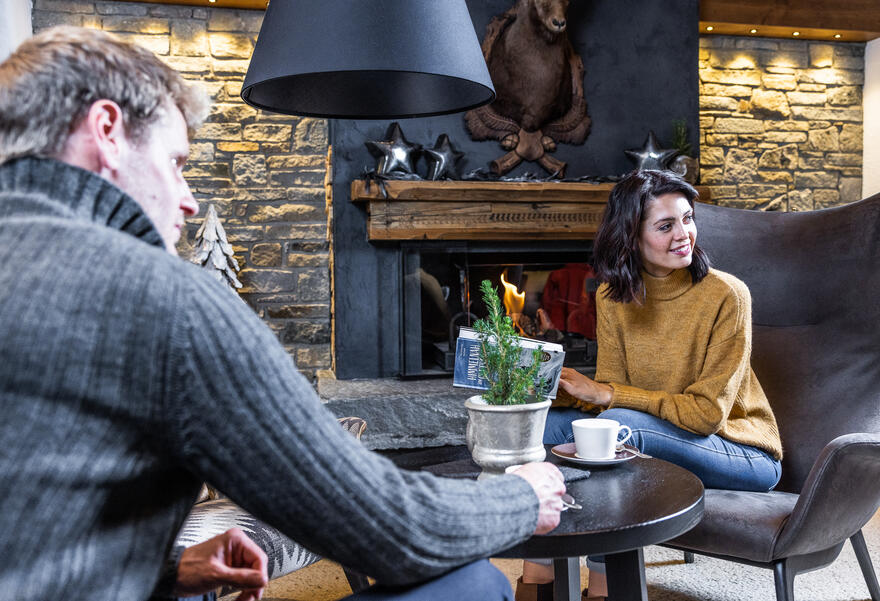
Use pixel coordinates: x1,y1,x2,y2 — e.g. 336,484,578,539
341,559,513,601
544,407,781,492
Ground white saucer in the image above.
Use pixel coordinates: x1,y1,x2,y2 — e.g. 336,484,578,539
551,443,640,466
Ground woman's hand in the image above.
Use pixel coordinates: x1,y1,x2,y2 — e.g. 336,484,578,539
559,367,613,407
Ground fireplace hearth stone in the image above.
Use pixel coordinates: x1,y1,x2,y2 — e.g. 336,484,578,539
318,370,594,450
318,376,472,450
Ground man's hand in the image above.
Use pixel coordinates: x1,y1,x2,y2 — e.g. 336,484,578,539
174,528,268,601
559,367,613,406
507,463,565,534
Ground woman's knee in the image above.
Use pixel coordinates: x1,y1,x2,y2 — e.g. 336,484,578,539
600,408,659,430
598,408,681,451
543,407,586,444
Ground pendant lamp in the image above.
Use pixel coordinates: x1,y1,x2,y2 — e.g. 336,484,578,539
241,0,495,119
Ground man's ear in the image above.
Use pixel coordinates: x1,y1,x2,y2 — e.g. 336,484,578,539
56,99,130,175
86,99,128,174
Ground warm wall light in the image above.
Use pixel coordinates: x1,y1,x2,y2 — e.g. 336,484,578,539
706,25,714,31
792,31,800,36
750,28,757,34
241,0,495,119
834,34,842,39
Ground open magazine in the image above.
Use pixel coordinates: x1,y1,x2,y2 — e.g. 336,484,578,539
452,327,565,399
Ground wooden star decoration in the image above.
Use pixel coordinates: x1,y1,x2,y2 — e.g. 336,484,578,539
624,130,679,171
424,134,465,180
364,122,420,176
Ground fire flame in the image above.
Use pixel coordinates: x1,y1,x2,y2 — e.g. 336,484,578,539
500,272,525,316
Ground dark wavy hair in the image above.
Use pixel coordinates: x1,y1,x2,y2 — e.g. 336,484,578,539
593,169,711,303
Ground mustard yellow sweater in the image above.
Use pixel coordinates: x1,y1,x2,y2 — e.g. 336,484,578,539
554,267,783,460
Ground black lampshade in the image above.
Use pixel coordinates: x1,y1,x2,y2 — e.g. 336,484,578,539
241,0,495,119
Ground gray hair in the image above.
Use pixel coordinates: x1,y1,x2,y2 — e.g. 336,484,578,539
0,26,208,164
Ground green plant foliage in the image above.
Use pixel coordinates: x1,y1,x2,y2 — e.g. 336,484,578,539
473,280,546,405
671,119,692,157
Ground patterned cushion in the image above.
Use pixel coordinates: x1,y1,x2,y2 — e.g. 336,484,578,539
175,499,321,580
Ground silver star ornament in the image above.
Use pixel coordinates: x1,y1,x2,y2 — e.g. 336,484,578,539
424,134,465,180
365,122,420,176
624,130,679,171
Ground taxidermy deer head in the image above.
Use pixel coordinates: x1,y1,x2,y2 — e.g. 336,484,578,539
530,0,570,40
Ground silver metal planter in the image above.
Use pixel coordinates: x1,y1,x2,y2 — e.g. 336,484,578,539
465,395,551,479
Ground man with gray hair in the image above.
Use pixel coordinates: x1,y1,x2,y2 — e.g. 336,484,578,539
0,26,566,601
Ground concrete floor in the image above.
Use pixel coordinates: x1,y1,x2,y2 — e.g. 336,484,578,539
231,510,880,601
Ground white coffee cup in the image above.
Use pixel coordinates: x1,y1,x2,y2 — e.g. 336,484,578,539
571,418,633,460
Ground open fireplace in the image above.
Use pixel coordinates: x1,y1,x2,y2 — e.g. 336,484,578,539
401,241,597,376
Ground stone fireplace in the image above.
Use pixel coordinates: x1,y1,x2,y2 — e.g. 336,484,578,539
317,0,700,447
329,0,699,382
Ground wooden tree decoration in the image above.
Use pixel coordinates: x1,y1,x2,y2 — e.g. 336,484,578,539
192,204,242,289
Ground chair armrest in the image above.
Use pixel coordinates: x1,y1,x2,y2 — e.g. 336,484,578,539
772,432,880,559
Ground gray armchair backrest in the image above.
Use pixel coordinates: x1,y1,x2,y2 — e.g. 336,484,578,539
696,195,880,493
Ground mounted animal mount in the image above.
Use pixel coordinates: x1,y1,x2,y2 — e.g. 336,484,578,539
465,0,590,177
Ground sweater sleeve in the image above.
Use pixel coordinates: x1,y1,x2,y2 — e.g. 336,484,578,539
607,286,751,436
161,269,538,586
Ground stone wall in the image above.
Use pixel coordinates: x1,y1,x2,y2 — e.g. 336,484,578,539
699,35,865,211
31,0,332,380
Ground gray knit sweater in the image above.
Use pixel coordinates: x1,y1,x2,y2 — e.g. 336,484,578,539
0,158,538,601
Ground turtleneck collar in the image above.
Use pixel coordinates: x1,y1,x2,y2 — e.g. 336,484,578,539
642,267,694,301
0,156,166,250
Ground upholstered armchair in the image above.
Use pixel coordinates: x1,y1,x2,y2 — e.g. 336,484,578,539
664,194,880,601
175,416,371,600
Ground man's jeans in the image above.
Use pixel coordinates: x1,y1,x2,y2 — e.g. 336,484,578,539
177,559,511,601
343,559,513,601
544,406,781,492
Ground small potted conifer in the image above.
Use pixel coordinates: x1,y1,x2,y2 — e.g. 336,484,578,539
465,280,552,478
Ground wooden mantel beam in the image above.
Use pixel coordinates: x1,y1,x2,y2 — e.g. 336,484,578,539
350,180,711,242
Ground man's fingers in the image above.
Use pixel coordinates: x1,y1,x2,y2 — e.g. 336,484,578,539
234,589,264,601
223,528,269,577
213,566,268,589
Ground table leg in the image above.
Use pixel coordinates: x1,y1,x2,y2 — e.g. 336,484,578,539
605,548,647,601
552,557,580,601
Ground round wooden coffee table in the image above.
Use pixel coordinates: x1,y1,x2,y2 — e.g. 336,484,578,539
495,446,704,601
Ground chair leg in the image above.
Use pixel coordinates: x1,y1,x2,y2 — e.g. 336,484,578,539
343,567,372,593
683,551,695,564
851,529,880,601
773,559,795,601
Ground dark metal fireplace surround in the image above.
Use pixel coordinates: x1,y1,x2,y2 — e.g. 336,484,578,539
329,0,698,380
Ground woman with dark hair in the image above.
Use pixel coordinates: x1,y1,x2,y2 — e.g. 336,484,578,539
518,170,783,601
546,169,782,490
